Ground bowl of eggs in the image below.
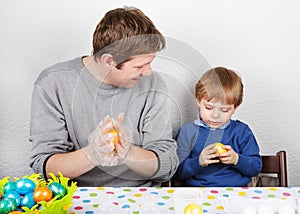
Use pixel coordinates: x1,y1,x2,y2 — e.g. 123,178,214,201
0,172,77,214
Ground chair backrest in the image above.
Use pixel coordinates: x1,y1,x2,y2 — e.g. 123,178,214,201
257,150,288,187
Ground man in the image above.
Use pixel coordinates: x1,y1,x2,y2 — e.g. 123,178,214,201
30,6,178,187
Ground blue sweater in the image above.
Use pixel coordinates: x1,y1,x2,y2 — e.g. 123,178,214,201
175,119,262,187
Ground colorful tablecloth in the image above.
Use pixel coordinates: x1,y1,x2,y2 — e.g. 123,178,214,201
68,187,300,214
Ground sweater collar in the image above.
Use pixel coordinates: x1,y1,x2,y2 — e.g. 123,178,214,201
194,116,231,130
79,56,118,90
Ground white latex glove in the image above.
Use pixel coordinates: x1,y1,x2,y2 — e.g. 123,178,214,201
84,116,118,166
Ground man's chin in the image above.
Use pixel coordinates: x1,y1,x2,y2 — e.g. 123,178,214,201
127,80,140,88
124,85,135,89
120,83,135,89
118,79,140,88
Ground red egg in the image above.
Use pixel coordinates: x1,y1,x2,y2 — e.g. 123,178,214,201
33,186,53,202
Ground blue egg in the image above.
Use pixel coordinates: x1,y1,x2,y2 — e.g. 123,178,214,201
4,190,21,207
21,192,36,208
15,178,36,195
3,181,16,193
48,182,67,199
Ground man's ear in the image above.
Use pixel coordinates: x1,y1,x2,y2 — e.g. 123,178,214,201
100,54,114,66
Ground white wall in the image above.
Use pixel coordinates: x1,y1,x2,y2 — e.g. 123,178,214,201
1,0,300,186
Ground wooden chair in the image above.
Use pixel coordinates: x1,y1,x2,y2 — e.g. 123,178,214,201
252,150,288,187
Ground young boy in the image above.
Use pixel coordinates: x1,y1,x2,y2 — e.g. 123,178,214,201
175,67,262,187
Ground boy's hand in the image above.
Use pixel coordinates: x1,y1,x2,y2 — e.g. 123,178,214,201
219,145,239,165
199,144,220,167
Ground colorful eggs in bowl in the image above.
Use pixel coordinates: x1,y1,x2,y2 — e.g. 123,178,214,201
0,172,77,214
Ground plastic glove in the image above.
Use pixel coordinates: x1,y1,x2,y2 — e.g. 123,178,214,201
83,116,119,166
112,113,134,163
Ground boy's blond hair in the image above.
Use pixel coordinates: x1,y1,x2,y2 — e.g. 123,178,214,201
195,67,243,108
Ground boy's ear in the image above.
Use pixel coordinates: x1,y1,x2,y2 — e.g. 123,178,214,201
196,99,201,108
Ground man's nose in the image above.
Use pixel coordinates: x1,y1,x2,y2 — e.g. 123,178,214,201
141,65,152,76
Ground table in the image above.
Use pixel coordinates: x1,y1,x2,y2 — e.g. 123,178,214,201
68,187,300,213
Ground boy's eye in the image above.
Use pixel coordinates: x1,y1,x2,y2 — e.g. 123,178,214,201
205,106,213,110
221,108,231,112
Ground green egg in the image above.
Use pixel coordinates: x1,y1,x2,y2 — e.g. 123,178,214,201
48,182,67,199
0,198,16,214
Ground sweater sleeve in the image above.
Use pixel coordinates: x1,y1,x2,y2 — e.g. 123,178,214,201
231,126,262,177
29,82,74,177
140,75,179,181
174,124,205,180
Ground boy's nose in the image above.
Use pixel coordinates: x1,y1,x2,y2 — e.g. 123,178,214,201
212,109,220,118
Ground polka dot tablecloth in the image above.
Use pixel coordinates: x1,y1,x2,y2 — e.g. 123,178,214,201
68,187,300,213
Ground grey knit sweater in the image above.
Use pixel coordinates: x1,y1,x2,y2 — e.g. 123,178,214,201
29,57,178,187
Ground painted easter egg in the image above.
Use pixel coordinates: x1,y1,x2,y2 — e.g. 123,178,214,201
109,129,120,146
3,181,16,194
184,203,203,214
21,192,36,208
4,190,21,207
48,182,67,199
0,198,16,214
214,142,227,155
15,178,36,195
33,186,53,202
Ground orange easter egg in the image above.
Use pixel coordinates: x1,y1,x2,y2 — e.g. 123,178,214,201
109,129,119,146
33,186,53,202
